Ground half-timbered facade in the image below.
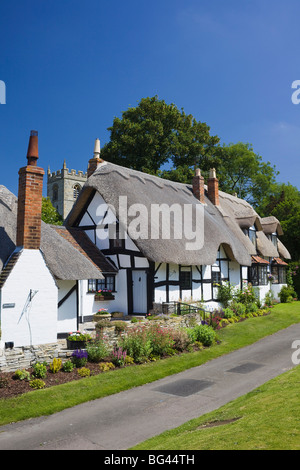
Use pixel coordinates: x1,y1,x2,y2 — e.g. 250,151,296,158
65,142,291,316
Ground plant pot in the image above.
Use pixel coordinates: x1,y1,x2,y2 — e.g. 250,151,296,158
95,294,115,301
93,313,112,322
67,339,87,350
111,312,124,319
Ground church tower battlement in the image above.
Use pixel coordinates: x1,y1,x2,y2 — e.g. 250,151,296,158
47,160,87,220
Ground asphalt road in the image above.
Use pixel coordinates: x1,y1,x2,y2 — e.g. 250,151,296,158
0,323,299,450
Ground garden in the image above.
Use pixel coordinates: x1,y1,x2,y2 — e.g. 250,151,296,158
0,282,297,401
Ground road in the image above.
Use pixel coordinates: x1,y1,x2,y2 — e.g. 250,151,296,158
0,323,299,450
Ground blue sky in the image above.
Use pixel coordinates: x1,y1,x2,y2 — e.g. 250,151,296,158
1,0,300,196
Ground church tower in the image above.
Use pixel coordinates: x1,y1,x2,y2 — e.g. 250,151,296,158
47,160,87,220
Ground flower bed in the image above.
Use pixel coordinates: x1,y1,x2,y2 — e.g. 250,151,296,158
0,305,273,400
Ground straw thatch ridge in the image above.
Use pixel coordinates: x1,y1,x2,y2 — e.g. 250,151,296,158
0,185,106,282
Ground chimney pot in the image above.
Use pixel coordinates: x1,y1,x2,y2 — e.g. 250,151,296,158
192,168,205,204
87,138,103,177
207,168,219,206
26,130,39,166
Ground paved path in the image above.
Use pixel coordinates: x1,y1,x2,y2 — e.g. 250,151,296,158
0,323,299,450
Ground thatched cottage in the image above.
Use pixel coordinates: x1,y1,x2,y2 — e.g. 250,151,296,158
64,139,291,319
0,132,291,353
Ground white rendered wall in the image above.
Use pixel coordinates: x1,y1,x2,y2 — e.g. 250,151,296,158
80,270,129,317
1,249,57,348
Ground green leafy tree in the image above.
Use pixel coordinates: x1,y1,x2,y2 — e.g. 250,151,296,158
101,96,220,174
215,142,278,208
41,197,63,225
258,183,300,260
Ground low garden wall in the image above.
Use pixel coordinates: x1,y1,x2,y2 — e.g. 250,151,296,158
0,313,201,373
0,342,73,373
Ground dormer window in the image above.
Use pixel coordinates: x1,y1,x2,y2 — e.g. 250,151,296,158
270,233,278,248
243,225,256,248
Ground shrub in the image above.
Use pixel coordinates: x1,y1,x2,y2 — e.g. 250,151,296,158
118,325,153,363
62,360,74,372
13,369,30,381
236,283,257,305
29,379,45,389
112,321,128,334
71,349,88,368
49,358,62,374
172,328,192,352
223,308,235,319
264,290,275,307
230,301,246,316
77,367,91,377
0,377,8,388
111,346,127,367
146,323,175,356
86,339,110,363
209,311,224,330
99,362,115,372
95,319,111,330
125,355,134,365
32,362,47,379
279,285,297,303
246,302,259,314
216,281,235,307
189,324,216,347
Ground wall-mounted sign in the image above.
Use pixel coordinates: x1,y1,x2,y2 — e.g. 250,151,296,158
2,303,15,309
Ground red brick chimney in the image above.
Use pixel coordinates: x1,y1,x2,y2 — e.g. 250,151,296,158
16,131,45,249
207,168,219,206
192,168,205,203
87,138,103,177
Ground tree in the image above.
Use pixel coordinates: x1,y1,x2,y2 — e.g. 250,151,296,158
41,197,63,225
215,142,278,208
101,96,220,174
258,183,300,260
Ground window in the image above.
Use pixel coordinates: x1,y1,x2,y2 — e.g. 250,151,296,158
88,275,116,293
271,265,287,284
212,270,221,301
212,270,221,285
52,184,58,201
73,184,81,200
179,267,192,290
243,227,257,248
269,233,278,248
248,265,268,286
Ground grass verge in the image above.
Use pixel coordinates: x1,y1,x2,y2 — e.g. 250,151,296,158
131,364,300,450
0,302,299,427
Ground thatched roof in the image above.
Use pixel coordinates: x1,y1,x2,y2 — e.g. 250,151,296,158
0,185,112,282
66,161,292,267
261,216,284,236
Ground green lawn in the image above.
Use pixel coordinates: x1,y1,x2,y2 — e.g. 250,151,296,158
132,364,300,450
0,302,299,427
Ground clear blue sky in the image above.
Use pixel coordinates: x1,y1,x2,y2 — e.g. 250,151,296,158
1,0,300,196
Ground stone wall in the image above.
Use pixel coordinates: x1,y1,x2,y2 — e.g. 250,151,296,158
95,313,202,349
0,312,202,372
0,341,71,373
